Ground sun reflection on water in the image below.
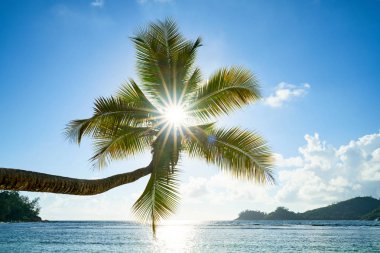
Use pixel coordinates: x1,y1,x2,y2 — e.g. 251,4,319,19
152,221,198,252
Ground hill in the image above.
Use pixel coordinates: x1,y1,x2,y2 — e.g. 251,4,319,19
236,197,380,220
0,191,42,222
301,197,380,220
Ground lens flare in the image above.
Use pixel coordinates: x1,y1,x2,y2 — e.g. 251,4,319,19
164,105,186,126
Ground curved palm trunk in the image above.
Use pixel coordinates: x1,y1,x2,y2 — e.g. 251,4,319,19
0,164,152,195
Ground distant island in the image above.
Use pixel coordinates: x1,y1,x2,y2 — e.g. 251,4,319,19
236,197,380,221
0,191,42,222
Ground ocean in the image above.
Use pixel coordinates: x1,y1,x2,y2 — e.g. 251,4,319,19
0,220,379,252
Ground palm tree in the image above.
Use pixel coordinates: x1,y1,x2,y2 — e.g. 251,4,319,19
0,19,274,234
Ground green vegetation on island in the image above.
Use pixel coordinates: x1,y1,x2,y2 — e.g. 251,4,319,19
0,191,41,222
361,207,380,220
237,197,380,221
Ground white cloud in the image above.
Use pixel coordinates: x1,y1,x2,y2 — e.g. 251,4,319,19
263,82,310,108
91,0,104,7
181,174,274,204
177,173,277,220
274,153,304,167
178,131,380,217
276,131,380,207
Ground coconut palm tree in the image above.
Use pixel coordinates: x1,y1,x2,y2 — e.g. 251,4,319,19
0,19,273,234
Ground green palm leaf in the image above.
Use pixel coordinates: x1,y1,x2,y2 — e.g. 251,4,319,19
116,79,156,110
132,131,183,235
180,67,202,105
189,67,261,121
131,18,201,105
132,163,180,236
65,81,156,144
184,126,274,183
91,126,155,168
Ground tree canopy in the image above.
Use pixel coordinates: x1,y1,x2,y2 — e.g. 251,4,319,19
0,191,41,222
64,18,274,234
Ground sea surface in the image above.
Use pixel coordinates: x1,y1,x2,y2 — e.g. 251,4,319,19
0,220,379,252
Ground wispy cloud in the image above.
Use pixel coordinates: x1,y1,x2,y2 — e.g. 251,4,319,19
137,0,173,4
91,0,104,7
51,4,112,27
263,82,311,108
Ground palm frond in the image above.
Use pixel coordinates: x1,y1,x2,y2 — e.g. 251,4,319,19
65,81,155,144
180,67,202,105
132,164,180,236
132,130,183,235
184,126,274,183
91,126,155,168
171,38,202,104
117,79,156,110
189,67,261,120
131,18,201,105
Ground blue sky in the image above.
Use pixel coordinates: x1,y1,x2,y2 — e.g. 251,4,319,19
1,0,380,220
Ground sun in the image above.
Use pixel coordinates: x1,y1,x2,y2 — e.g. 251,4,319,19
163,104,187,127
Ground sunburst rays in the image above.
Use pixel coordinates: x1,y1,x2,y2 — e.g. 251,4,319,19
65,18,274,236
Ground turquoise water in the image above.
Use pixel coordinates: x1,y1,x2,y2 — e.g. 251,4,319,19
0,220,379,252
